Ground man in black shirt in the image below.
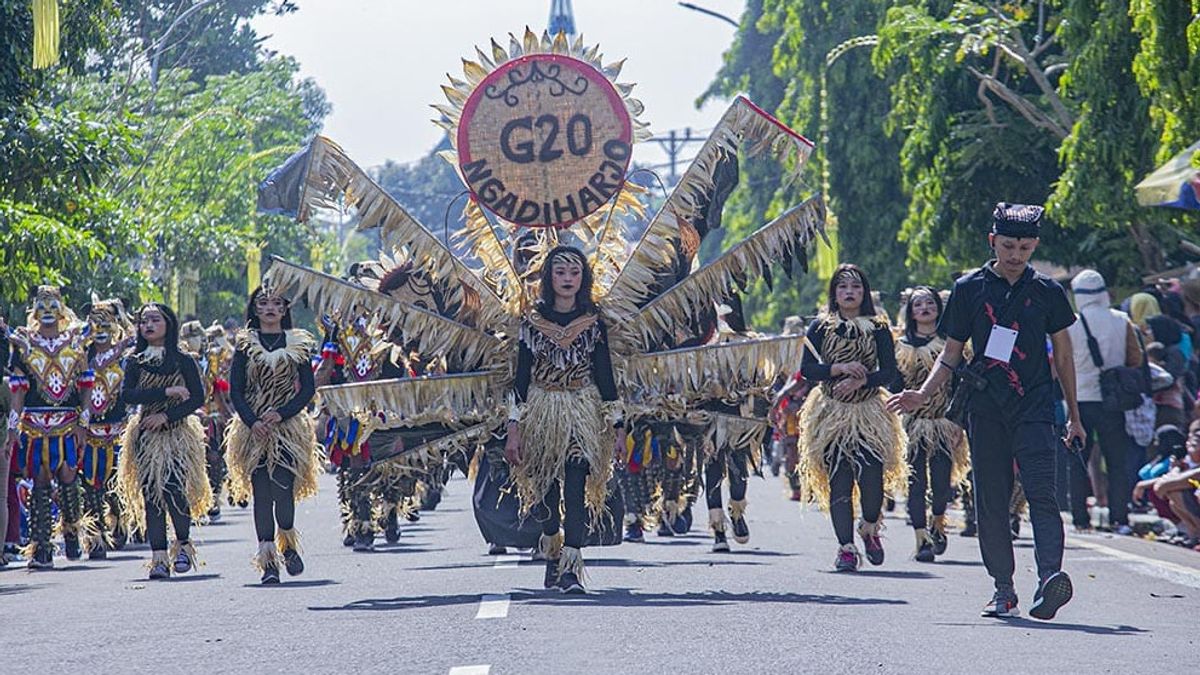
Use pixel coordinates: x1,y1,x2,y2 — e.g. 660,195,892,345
889,203,1086,621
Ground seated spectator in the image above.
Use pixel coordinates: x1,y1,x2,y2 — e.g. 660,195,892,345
1147,343,1189,429
1133,419,1200,550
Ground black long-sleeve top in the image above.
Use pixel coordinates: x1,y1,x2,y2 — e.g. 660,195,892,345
121,351,205,423
513,306,619,404
800,317,898,390
229,331,316,427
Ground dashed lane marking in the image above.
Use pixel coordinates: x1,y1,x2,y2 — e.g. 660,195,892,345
448,666,491,675
475,593,511,619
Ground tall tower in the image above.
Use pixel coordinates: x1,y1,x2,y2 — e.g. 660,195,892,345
548,0,576,36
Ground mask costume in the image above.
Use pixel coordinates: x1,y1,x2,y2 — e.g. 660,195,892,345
7,285,96,568
115,304,213,579
223,286,320,583
258,28,826,594
79,297,135,558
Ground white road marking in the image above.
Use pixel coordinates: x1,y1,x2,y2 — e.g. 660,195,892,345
493,554,522,569
448,666,491,675
1068,535,1200,589
475,593,511,619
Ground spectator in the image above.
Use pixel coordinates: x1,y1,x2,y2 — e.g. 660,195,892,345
1179,277,1200,336
1129,292,1162,333
1132,419,1200,550
1147,343,1190,429
1066,270,1141,534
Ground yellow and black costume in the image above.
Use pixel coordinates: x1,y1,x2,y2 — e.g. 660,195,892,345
225,325,318,579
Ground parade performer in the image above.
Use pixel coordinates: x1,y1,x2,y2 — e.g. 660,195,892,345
507,246,625,593
202,323,234,521
80,298,134,558
892,287,968,562
224,286,319,584
259,29,825,592
7,286,95,568
799,264,906,572
117,303,212,580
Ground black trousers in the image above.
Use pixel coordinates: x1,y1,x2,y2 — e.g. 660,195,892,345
252,464,296,542
1069,402,1132,527
533,457,589,549
968,413,1063,589
828,449,884,546
907,441,952,530
704,448,748,510
145,480,191,552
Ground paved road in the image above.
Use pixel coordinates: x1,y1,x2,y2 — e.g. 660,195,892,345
3,471,1196,674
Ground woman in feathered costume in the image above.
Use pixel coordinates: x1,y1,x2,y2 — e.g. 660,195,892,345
117,303,212,579
505,245,625,594
892,287,968,562
224,286,319,584
798,264,906,572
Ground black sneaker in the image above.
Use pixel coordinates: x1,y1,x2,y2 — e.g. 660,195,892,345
488,543,508,555
1029,571,1073,621
64,535,82,561
384,512,401,544
730,516,750,545
624,521,644,543
283,548,305,577
657,520,675,537
981,589,1020,618
261,564,281,585
236,499,249,509
404,510,420,523
352,531,375,552
207,505,222,523
712,530,730,552
88,545,107,561
558,569,585,594
672,509,691,535
543,558,560,589
1010,514,1022,538
148,562,170,580
173,548,193,574
28,548,54,570
931,527,948,555
342,533,355,547
960,521,977,538
915,540,935,563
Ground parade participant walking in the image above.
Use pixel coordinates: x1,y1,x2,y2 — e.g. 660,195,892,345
6,286,94,569
889,203,1085,620
80,298,135,558
116,303,212,580
798,264,906,572
892,287,968,562
506,246,625,594
224,286,319,584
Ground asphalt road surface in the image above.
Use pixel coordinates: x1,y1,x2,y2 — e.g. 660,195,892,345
3,471,1196,674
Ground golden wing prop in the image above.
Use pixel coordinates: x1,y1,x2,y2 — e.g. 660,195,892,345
267,256,506,371
622,334,805,403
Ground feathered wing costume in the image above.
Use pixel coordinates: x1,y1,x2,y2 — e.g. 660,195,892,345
258,31,828,569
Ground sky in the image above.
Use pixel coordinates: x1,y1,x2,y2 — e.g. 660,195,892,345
253,0,749,169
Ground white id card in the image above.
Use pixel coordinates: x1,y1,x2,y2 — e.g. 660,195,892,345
984,325,1019,363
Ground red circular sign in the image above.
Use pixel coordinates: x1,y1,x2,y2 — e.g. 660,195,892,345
457,53,633,228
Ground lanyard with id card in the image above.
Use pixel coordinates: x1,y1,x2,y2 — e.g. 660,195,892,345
984,325,1019,363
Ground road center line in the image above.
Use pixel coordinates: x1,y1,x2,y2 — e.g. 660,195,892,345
475,593,511,619
448,666,491,675
493,554,522,569
1068,535,1200,589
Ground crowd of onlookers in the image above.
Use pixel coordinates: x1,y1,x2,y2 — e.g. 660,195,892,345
1064,271,1200,552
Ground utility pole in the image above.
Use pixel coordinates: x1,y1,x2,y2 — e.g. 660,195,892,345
652,128,707,185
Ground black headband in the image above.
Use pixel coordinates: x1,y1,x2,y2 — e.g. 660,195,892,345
992,202,1044,238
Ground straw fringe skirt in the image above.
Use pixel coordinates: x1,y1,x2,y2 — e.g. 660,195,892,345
116,413,213,534
224,413,321,505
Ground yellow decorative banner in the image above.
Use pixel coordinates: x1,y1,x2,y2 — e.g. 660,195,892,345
32,0,60,69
